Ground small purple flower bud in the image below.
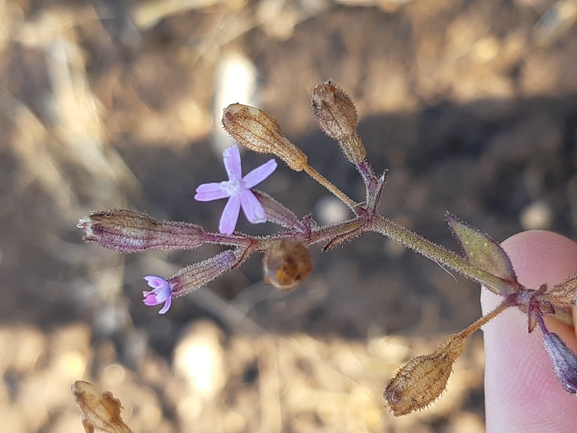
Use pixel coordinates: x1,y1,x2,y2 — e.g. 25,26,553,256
542,331,577,394
143,275,172,314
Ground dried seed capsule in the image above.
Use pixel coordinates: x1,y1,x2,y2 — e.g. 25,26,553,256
78,209,204,253
384,334,465,416
263,240,313,290
311,81,366,164
222,104,308,171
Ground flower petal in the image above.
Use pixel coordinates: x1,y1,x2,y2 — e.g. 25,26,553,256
243,159,277,188
223,144,243,181
143,275,172,313
144,275,169,291
158,295,172,314
239,189,266,224
219,195,241,234
195,182,229,201
143,293,160,306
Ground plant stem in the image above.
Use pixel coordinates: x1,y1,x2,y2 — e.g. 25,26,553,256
459,300,511,339
302,163,357,211
371,215,513,294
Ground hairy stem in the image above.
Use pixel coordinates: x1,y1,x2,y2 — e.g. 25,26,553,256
371,215,513,294
302,163,357,211
459,300,511,339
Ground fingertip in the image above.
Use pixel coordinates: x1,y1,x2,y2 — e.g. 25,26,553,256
483,230,577,433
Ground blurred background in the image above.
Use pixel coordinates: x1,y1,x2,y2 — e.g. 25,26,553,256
1,0,577,431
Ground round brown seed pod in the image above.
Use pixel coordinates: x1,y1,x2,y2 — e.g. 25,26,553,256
263,240,313,290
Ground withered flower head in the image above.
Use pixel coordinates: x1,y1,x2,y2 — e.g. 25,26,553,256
72,380,132,433
384,334,465,416
311,81,366,164
222,104,308,171
263,239,313,290
78,209,204,253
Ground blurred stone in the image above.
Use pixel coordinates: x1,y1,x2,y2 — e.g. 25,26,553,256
0,325,46,374
315,195,349,225
520,200,554,230
173,320,226,400
212,51,258,155
473,36,500,63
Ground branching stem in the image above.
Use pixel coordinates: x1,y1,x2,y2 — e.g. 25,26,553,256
371,216,512,295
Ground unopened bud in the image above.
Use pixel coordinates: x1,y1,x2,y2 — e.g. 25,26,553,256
170,250,239,297
222,104,308,171
263,240,313,290
543,331,577,394
78,209,204,253
384,334,465,416
311,81,366,164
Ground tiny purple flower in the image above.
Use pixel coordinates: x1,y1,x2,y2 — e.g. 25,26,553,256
143,275,172,314
194,144,277,235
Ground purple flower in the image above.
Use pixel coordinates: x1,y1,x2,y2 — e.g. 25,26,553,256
143,275,172,314
195,144,277,235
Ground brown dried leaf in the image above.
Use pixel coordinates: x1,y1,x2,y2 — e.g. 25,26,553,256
71,380,132,433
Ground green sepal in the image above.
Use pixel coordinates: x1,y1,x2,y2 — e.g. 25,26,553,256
447,213,517,295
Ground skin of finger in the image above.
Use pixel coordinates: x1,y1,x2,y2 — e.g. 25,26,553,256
481,230,577,433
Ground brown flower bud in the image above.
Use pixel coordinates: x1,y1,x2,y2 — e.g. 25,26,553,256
222,103,308,171
263,240,313,290
78,208,204,253
311,81,366,164
384,334,465,416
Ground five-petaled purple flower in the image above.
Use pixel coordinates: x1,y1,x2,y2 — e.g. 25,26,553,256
195,144,277,235
143,275,172,314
